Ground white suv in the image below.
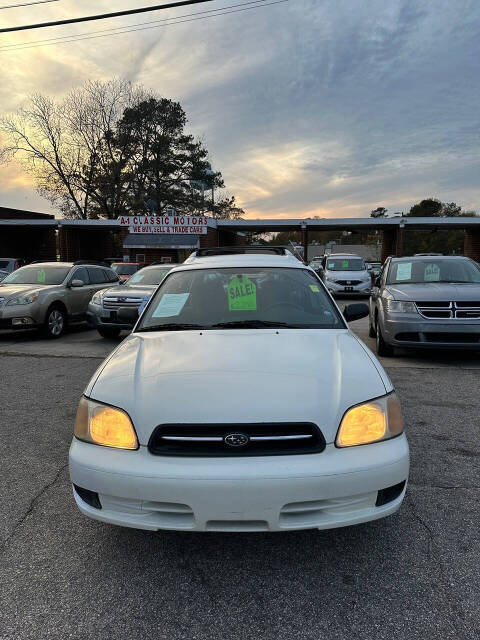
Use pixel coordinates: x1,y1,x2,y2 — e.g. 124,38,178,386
69,247,409,532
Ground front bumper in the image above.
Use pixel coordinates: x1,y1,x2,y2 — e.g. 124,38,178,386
0,306,43,329
383,315,480,349
86,307,134,332
69,434,409,532
326,281,371,296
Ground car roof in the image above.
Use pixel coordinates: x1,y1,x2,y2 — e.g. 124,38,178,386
327,253,363,258
178,251,305,271
23,261,75,267
391,255,471,261
139,264,179,270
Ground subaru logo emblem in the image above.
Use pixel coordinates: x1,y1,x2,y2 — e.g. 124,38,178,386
117,297,126,303
224,433,249,447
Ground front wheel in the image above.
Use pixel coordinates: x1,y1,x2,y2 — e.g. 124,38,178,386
376,321,394,357
97,327,121,339
43,306,66,339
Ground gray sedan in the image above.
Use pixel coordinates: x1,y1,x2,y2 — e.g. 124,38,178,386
87,264,179,338
369,255,480,355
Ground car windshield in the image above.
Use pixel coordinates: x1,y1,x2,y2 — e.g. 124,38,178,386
387,259,480,284
137,267,343,331
326,258,366,271
1,265,71,285
112,264,139,275
127,267,174,286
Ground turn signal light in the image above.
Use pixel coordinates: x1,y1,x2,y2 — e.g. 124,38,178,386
336,393,403,447
74,397,138,450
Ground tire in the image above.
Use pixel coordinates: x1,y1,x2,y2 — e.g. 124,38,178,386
97,327,121,339
368,319,376,338
43,305,66,339
376,321,394,357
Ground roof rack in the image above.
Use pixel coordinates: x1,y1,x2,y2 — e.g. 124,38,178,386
194,246,288,257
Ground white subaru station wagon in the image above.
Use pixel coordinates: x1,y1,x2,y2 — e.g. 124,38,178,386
69,247,409,532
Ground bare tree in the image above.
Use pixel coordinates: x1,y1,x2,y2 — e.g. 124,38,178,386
0,79,145,219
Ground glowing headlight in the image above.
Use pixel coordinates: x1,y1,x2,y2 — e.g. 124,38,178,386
6,294,38,306
336,393,404,447
385,300,417,313
74,397,138,450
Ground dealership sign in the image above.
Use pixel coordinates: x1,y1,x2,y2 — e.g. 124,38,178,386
119,215,208,235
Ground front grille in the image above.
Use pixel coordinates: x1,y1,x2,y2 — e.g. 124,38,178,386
148,423,326,457
415,301,480,319
103,296,143,310
335,279,362,286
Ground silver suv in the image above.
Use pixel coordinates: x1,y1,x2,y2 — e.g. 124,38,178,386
87,264,178,338
321,254,372,296
0,262,119,338
369,255,480,355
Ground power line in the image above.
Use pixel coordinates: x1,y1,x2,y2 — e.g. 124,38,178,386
0,0,287,51
0,0,60,8
0,0,215,32
0,0,270,49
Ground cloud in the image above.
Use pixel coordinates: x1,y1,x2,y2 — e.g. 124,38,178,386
0,0,479,217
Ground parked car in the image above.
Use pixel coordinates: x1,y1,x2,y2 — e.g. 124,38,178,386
87,264,179,338
366,261,382,278
309,257,324,274
0,258,23,273
111,262,150,283
0,262,119,338
321,253,372,296
369,255,480,356
70,247,409,532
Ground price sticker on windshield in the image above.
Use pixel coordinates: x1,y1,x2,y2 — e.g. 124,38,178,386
227,275,257,311
37,269,46,283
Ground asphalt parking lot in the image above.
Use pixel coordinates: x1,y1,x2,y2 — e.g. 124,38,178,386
1,298,479,640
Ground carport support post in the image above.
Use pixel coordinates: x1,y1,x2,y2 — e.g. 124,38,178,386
301,222,308,264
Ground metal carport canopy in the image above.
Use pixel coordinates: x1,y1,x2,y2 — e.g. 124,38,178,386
214,217,480,232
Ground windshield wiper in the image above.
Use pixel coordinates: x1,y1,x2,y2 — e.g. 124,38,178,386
138,323,204,332
209,320,300,329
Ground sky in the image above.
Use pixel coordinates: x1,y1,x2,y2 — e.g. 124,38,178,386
0,0,479,220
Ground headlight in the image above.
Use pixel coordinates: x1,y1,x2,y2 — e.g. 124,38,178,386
6,293,38,306
336,393,404,447
385,300,417,313
74,397,138,450
91,291,103,305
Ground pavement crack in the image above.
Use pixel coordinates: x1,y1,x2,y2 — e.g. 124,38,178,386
407,491,474,640
0,462,68,552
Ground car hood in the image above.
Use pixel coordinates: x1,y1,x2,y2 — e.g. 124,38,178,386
386,283,480,301
326,270,369,279
87,329,389,445
0,284,50,298
102,284,156,298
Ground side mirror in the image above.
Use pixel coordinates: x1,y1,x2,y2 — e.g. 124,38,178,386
374,277,381,288
70,279,84,288
117,307,139,325
343,303,369,323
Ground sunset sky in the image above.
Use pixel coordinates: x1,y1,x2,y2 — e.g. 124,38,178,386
1,0,479,219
